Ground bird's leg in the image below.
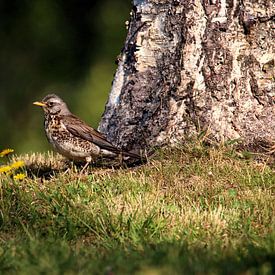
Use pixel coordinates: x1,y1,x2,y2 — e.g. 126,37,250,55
80,156,92,174
63,161,76,175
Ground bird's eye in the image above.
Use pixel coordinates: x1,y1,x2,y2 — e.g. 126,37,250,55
48,102,54,107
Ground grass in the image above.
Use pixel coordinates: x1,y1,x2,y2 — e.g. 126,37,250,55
0,141,274,274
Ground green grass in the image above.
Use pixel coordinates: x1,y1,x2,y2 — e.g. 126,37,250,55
0,143,274,274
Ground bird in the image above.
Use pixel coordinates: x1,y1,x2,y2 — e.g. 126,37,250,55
33,94,142,168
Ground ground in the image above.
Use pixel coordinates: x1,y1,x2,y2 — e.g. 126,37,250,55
0,140,274,274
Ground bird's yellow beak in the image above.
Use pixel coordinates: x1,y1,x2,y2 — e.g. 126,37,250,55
33,101,46,107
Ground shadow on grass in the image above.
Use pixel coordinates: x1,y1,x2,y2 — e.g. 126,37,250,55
24,154,148,180
0,237,274,274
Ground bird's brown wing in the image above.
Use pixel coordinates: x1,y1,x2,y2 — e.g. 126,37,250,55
62,114,121,153
63,115,142,159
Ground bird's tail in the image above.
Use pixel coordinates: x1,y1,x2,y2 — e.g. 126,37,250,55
122,150,142,159
122,148,155,163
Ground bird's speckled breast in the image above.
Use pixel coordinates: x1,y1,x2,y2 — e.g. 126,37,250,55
44,114,100,161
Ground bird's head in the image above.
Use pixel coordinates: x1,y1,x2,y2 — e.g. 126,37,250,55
33,94,71,115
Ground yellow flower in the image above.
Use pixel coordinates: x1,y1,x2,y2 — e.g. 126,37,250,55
0,149,14,157
10,161,25,169
0,165,12,174
13,173,26,180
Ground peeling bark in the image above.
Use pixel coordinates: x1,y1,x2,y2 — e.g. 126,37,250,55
99,0,275,151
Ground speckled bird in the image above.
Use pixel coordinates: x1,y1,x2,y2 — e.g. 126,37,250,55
33,94,141,166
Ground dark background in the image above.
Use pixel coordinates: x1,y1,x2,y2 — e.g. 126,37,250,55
0,0,131,153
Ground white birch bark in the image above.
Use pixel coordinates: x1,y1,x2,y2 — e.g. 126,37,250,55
99,0,275,152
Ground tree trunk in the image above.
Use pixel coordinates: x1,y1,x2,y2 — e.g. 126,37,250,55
99,0,275,152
